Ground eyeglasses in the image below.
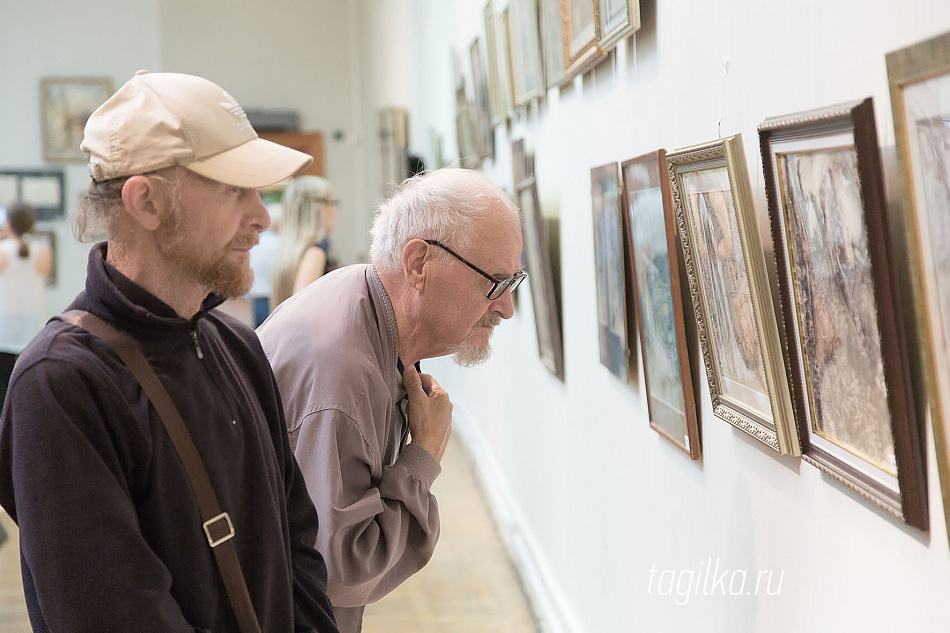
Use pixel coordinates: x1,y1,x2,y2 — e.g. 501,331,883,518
424,239,526,300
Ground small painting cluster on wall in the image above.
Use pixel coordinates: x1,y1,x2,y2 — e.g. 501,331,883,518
457,0,640,159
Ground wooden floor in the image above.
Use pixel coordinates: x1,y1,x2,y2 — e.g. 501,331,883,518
0,435,538,632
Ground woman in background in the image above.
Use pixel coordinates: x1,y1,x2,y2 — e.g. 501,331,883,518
0,202,53,409
271,176,338,308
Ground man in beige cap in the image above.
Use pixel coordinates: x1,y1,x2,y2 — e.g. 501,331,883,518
258,167,524,632
0,71,348,633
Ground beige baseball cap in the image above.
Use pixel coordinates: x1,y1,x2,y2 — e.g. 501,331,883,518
81,70,313,188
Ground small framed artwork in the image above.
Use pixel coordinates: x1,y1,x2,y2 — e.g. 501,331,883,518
469,36,496,162
508,0,546,106
0,170,65,221
597,0,640,51
561,0,606,80
518,174,565,380
622,150,701,459
485,0,514,124
667,134,800,455
591,162,633,380
539,0,567,89
887,30,950,538
512,138,529,184
760,98,927,529
41,77,113,163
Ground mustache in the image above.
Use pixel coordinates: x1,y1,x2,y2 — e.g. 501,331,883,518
229,234,260,250
476,314,502,329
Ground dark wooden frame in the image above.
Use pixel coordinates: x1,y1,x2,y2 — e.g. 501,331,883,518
560,0,606,80
590,162,634,381
758,98,927,529
668,135,800,455
887,30,950,540
596,0,640,51
622,150,700,458
0,170,65,222
517,174,565,380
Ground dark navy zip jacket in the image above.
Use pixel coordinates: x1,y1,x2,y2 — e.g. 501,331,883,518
0,243,339,633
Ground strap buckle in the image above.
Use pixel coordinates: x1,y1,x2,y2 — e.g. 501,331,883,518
203,512,235,548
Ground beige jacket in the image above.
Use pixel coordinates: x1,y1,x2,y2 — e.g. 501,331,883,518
258,265,441,633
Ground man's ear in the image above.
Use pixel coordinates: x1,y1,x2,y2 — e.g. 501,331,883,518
121,175,164,232
402,238,430,291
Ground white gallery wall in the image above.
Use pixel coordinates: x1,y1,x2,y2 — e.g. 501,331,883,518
356,1,950,632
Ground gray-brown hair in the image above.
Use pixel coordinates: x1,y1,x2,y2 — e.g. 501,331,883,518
73,166,181,242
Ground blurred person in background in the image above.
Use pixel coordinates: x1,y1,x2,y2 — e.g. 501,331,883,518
0,201,52,410
270,175,338,309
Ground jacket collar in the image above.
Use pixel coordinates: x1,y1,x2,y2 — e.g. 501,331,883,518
367,265,406,404
75,242,225,338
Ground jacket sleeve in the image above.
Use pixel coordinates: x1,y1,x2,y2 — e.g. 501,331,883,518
293,407,441,607
0,360,197,633
269,375,340,633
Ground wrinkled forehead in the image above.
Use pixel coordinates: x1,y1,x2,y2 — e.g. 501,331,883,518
470,205,523,272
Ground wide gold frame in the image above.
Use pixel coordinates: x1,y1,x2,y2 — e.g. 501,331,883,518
560,0,607,80
667,135,800,455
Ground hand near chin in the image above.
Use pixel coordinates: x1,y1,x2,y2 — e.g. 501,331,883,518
403,364,453,462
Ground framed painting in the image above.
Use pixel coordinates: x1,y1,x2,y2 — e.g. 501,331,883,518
622,150,701,459
561,0,606,80
667,134,799,455
508,0,546,107
485,0,514,124
887,30,950,538
597,0,640,51
41,77,112,163
469,36,496,162
591,162,633,380
0,170,65,222
759,98,927,529
518,174,565,379
540,0,567,88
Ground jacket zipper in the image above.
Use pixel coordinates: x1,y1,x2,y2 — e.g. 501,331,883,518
191,325,204,359
191,317,240,425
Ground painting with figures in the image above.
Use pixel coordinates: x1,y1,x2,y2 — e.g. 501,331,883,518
668,135,799,455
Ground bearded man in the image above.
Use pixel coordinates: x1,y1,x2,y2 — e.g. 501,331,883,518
257,167,525,633
0,71,343,633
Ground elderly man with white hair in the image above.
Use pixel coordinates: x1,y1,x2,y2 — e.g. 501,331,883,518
257,167,525,633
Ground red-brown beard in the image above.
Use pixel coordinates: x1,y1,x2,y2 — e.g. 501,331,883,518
156,204,258,298
450,313,502,367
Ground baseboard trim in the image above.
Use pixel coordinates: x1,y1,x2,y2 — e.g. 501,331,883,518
452,405,583,633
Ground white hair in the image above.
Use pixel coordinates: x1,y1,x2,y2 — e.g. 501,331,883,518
369,167,519,272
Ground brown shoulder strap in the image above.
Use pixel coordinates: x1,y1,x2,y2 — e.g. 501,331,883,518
58,310,262,633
